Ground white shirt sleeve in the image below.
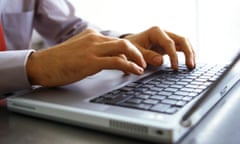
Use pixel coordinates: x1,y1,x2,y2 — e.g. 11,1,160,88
0,50,35,94
34,0,123,46
0,0,124,94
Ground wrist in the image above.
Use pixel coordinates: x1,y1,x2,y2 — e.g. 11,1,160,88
119,33,132,39
26,51,41,85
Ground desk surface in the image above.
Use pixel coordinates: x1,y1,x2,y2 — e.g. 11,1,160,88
1,82,240,144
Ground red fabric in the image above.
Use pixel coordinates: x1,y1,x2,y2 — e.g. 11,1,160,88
0,23,7,107
0,22,7,107
0,23,6,51
0,99,6,107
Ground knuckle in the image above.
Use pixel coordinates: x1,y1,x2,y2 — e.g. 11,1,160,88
165,39,175,47
86,33,99,41
118,39,131,50
178,35,188,43
149,26,162,33
85,28,97,34
85,29,110,42
112,57,124,66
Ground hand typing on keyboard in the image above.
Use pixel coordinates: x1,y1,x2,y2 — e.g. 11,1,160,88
26,27,196,88
91,64,226,114
2,1,196,93
123,26,196,70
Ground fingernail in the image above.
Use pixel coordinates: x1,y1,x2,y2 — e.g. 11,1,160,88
173,64,178,71
134,64,144,74
192,59,196,68
142,60,147,69
173,61,179,70
137,67,144,74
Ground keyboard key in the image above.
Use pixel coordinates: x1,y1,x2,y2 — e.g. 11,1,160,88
199,85,207,89
144,99,159,105
127,98,142,104
203,82,213,86
175,101,187,107
182,97,192,101
194,89,204,93
185,76,197,79
188,92,198,97
150,104,170,112
103,94,131,104
158,91,172,96
176,81,188,85
181,88,195,92
135,94,150,99
165,107,178,114
119,102,152,110
161,99,177,105
143,91,157,95
166,78,179,82
168,95,183,100
121,87,133,92
162,81,175,85
181,78,194,82
174,91,190,96
190,81,204,85
186,85,199,89
91,63,225,115
150,87,164,92
165,88,178,92
126,82,139,87
170,84,184,89
156,84,169,88
151,95,166,100
209,76,219,81
195,78,208,82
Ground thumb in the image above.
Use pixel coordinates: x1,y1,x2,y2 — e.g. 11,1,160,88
141,48,164,66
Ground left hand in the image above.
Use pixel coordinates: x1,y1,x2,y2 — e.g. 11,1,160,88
124,26,196,70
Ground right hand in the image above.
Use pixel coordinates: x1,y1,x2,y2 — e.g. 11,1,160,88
26,29,146,87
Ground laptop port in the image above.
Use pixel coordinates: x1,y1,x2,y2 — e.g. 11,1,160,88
156,130,164,135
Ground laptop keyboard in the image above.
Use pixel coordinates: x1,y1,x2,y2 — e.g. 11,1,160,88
90,64,227,114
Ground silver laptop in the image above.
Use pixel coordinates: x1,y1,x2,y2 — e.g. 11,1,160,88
6,51,240,143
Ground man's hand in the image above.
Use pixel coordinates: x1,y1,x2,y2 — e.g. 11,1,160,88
124,26,196,70
26,26,196,87
26,29,146,87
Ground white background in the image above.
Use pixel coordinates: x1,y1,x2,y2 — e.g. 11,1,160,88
69,0,240,63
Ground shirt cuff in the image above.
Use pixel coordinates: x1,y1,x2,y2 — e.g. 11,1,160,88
0,49,35,94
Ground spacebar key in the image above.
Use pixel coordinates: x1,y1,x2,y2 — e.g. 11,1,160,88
104,95,131,104
119,103,152,110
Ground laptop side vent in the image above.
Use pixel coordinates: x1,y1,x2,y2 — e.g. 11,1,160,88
109,120,148,135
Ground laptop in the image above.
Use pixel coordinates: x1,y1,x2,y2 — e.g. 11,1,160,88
6,51,240,143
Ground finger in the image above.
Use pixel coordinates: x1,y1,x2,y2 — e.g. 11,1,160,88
119,54,130,75
68,29,113,43
165,31,196,69
68,29,98,41
148,27,178,70
139,46,164,66
97,39,147,68
98,57,144,75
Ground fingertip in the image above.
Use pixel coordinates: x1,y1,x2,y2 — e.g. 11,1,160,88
186,57,196,69
172,64,179,71
141,59,147,69
171,58,179,71
134,64,145,75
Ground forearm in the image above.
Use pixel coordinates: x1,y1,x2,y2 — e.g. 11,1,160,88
34,0,124,46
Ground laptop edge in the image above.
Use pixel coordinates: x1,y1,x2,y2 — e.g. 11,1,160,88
6,51,240,143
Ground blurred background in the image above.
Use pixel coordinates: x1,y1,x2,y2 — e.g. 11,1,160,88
33,0,240,63
69,0,240,63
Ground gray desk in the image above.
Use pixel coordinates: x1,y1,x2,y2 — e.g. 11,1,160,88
1,81,240,144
